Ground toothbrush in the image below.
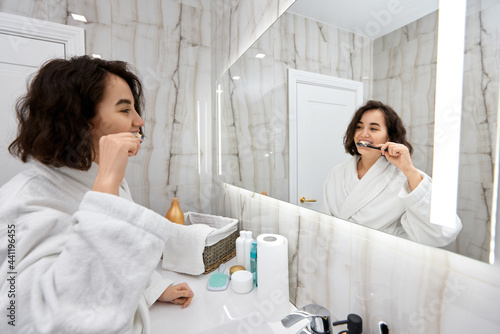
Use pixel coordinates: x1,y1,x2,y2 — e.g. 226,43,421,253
134,132,144,141
356,140,387,151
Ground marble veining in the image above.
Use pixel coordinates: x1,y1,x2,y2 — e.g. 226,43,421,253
220,183,500,332
0,0,213,216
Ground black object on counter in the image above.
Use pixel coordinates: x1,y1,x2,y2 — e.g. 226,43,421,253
332,313,363,334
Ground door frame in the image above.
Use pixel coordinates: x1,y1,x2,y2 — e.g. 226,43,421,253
0,12,84,185
288,68,363,205
0,12,84,58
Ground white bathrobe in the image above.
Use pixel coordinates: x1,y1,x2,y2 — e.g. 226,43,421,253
322,156,462,247
0,162,179,334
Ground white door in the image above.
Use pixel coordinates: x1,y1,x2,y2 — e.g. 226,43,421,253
289,69,363,212
0,13,84,186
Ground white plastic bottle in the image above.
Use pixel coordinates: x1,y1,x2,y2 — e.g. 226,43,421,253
244,231,253,271
236,231,246,267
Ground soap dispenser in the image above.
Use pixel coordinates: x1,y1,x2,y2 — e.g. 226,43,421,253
165,198,185,225
236,231,246,267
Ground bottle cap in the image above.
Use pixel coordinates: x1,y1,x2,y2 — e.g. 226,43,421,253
230,265,245,276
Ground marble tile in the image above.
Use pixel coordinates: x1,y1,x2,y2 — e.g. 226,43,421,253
373,10,438,175
348,230,500,332
439,271,500,332
293,216,351,321
1,0,213,217
68,0,112,26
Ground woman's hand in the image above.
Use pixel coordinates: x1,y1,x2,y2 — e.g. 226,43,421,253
158,282,194,308
380,142,423,190
92,133,142,195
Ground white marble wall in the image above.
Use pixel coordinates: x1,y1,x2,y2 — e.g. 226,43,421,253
455,0,499,263
372,11,438,176
0,0,214,216
214,0,500,332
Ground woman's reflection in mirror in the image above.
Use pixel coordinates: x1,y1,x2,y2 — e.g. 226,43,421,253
321,100,462,247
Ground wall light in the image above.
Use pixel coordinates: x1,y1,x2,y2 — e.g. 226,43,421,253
430,0,467,228
71,13,87,23
232,76,240,80
216,84,223,175
91,54,101,59
255,53,266,59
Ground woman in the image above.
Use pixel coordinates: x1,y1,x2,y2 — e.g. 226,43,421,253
322,100,462,247
0,56,193,333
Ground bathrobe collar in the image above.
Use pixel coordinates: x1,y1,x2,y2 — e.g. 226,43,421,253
30,161,132,200
338,155,397,220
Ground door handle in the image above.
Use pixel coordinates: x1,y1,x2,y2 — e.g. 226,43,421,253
300,197,317,203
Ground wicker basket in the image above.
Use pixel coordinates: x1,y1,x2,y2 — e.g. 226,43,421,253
162,212,238,275
182,212,238,274
202,230,238,274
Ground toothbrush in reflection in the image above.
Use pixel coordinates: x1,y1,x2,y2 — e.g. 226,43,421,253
356,140,387,151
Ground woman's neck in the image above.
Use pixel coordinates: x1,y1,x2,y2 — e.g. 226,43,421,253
357,154,380,179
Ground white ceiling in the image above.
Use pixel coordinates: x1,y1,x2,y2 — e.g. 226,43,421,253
288,0,439,39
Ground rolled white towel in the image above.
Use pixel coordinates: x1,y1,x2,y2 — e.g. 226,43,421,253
161,223,213,275
184,212,238,246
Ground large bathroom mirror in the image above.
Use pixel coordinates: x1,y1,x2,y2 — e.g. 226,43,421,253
217,0,500,263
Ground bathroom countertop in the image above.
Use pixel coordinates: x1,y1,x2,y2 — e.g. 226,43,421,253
149,258,303,334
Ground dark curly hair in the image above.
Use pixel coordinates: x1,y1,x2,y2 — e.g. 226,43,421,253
8,55,144,170
343,100,413,156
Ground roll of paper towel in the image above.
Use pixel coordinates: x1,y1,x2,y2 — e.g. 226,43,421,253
256,234,289,322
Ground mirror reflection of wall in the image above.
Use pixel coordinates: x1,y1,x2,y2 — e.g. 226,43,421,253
218,0,500,263
454,0,499,262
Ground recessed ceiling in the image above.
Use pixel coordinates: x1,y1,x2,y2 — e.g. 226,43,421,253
288,0,439,39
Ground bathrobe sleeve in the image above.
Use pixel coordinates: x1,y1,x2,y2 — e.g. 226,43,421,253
321,158,462,247
398,172,462,247
1,190,177,334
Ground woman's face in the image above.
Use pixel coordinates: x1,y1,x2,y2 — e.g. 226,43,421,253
91,74,144,149
354,109,389,155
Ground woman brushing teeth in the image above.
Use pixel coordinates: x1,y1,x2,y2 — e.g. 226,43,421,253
321,100,462,247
